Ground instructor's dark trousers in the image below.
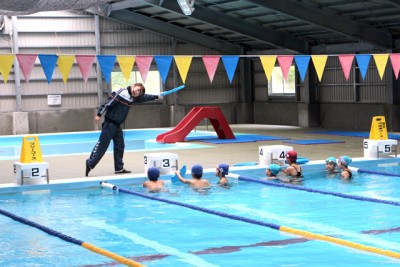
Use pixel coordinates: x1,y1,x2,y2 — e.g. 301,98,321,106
87,121,125,171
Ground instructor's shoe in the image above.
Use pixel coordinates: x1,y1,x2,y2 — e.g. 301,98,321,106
85,160,91,177
115,168,131,174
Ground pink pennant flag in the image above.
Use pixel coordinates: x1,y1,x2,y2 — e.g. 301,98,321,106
16,54,37,83
277,55,294,81
202,55,220,83
338,54,354,80
76,55,95,83
136,56,153,82
390,53,400,80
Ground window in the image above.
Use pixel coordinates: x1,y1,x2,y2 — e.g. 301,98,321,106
111,70,162,95
268,66,296,95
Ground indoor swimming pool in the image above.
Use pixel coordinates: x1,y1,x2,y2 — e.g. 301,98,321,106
0,158,399,266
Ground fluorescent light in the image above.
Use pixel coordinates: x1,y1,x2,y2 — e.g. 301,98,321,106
177,0,195,15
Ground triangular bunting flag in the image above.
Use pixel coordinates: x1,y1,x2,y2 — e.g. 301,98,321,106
116,55,135,82
221,55,239,84
355,54,371,80
311,55,328,82
277,55,293,81
38,54,58,84
0,54,15,84
75,55,95,83
202,55,220,83
373,54,389,80
57,55,75,84
97,55,116,84
174,56,192,83
294,55,310,82
390,53,400,80
338,54,354,81
136,56,153,82
154,55,173,84
16,54,37,83
259,55,276,81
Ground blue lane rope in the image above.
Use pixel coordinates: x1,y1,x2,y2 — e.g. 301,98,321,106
115,185,280,230
354,167,400,177
0,208,145,267
237,176,400,206
101,182,400,259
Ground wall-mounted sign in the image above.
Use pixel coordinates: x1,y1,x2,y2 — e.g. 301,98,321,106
47,94,61,106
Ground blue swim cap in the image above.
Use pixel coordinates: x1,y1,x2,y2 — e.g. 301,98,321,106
217,163,229,175
267,164,282,176
191,164,203,175
325,157,337,166
147,167,160,181
338,156,352,166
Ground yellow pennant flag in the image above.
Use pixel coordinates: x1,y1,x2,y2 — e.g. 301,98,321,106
117,55,135,82
311,55,328,82
373,54,389,80
57,55,75,83
259,56,277,81
0,54,15,84
174,56,193,83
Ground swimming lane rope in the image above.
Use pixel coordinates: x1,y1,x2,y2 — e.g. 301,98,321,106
101,182,400,260
350,166,400,177
237,175,400,207
0,208,145,267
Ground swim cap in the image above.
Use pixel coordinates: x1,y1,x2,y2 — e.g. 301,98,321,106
147,167,160,181
217,163,229,175
191,164,203,175
338,156,352,166
325,157,337,166
286,150,297,161
267,164,282,176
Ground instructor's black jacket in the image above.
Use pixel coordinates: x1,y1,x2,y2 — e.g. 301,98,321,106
97,86,158,125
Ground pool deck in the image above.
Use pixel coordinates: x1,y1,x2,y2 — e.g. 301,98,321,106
0,124,391,185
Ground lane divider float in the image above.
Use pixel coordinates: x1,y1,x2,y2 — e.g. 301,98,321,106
100,182,400,260
0,207,145,267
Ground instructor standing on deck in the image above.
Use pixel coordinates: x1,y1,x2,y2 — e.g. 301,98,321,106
85,83,161,176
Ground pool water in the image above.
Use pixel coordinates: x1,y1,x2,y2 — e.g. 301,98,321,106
0,159,400,266
0,129,214,160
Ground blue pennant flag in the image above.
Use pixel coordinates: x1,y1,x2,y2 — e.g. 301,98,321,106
38,54,58,84
221,56,239,84
294,55,311,82
97,55,116,84
355,54,371,80
154,55,173,84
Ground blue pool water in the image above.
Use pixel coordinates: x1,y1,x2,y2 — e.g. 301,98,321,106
0,129,214,160
1,159,400,266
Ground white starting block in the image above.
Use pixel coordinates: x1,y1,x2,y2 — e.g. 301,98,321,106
363,139,398,158
14,135,49,185
144,152,178,175
363,116,398,158
13,162,49,185
259,145,293,165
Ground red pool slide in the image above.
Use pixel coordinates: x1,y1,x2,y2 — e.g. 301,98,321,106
156,106,235,143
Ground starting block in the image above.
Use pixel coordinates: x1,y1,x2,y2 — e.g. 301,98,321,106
144,152,178,175
363,116,398,158
14,135,49,185
363,139,398,158
259,145,293,165
14,162,49,185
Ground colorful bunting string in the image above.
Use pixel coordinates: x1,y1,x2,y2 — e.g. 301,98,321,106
2,53,400,85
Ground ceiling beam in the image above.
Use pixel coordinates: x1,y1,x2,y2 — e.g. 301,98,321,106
107,9,242,54
246,0,392,49
159,1,309,54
